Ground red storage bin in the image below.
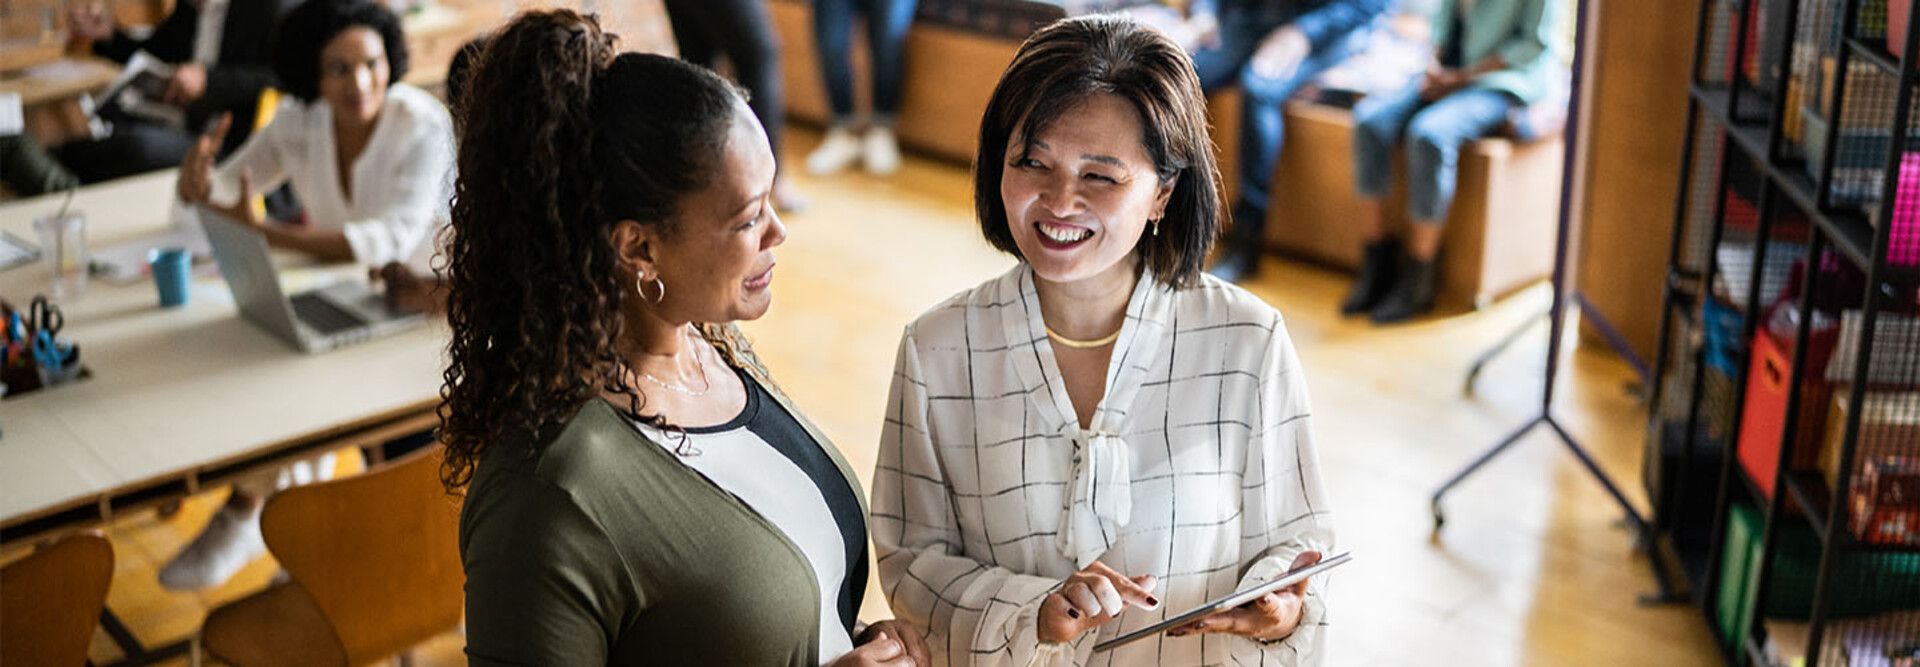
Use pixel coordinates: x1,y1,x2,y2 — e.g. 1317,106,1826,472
1893,0,1910,59
1738,328,1838,498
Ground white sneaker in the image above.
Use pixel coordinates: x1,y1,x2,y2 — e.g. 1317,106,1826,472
158,504,268,591
806,127,863,175
863,126,902,175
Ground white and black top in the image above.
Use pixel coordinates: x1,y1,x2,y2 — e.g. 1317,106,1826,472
873,265,1335,666
632,367,869,666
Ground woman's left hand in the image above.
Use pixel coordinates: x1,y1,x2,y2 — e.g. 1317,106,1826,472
856,619,932,667
1165,550,1320,642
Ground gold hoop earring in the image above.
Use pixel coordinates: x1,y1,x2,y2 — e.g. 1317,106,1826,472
637,273,666,303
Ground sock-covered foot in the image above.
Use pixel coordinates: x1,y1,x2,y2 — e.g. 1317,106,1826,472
863,125,902,175
158,503,267,591
805,126,862,175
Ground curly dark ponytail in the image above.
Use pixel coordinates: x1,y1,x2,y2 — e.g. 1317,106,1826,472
438,10,747,491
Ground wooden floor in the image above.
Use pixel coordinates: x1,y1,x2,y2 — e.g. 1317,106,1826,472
19,126,1722,665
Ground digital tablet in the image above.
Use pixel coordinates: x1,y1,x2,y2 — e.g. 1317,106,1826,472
1092,551,1351,653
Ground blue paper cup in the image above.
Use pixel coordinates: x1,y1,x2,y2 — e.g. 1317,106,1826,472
150,247,192,308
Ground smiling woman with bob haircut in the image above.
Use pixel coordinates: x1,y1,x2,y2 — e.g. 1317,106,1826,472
871,14,1336,666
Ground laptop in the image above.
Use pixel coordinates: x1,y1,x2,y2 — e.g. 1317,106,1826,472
199,207,425,353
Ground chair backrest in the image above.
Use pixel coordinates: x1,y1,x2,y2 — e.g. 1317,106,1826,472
1,531,114,667
261,445,463,666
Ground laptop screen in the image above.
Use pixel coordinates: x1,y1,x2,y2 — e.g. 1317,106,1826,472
198,207,307,348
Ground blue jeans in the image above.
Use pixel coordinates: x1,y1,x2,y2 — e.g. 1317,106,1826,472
1190,14,1359,214
666,0,786,157
813,0,917,124
1353,81,1518,224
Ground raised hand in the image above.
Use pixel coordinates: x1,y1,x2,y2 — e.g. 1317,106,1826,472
176,113,263,228
176,113,230,205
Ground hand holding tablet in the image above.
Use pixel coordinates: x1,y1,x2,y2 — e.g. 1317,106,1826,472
1092,551,1352,652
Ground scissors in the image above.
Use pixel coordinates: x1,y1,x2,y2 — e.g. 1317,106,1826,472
27,295,63,339
32,329,74,370
26,296,73,370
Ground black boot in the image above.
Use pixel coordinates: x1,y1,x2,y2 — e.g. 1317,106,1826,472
1207,201,1266,283
1340,239,1401,316
1370,255,1438,324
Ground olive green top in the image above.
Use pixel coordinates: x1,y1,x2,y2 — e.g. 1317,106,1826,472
460,363,869,666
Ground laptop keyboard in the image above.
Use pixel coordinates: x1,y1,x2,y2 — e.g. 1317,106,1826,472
290,294,366,335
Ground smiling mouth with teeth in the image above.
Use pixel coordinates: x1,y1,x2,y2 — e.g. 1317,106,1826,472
1038,222,1094,244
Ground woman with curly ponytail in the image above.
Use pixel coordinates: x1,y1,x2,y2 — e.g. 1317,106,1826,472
448,10,926,665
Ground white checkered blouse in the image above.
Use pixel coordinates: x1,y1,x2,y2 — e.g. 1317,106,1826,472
873,265,1334,666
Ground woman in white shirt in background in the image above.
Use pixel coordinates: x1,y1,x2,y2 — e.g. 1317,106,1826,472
178,0,452,266
159,0,454,591
872,15,1333,666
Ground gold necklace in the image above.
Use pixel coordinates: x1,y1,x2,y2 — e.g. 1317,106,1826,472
1044,323,1122,349
639,331,714,396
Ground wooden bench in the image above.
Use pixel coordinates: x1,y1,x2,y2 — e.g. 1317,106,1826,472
771,1,1560,311
1211,91,1564,310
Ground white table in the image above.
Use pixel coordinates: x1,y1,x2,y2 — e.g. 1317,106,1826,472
0,171,446,546
0,56,120,107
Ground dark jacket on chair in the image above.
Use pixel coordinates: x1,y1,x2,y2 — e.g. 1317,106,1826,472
92,0,299,149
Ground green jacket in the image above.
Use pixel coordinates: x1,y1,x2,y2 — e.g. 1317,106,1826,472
1433,0,1570,104
460,356,869,665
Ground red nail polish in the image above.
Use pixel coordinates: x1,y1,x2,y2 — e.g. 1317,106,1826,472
1145,596,1159,607
1068,608,1081,619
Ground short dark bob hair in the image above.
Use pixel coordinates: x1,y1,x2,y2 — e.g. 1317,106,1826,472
974,14,1222,288
272,0,410,103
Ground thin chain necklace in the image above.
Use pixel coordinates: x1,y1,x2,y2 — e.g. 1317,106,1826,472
1044,323,1122,349
640,333,714,396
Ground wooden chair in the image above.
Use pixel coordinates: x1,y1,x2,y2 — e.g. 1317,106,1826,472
195,445,463,667
1,531,115,667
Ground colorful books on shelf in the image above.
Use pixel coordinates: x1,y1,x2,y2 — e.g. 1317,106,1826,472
1715,239,1806,312
1768,612,1920,667
1802,53,1920,208
1825,310,1920,384
1866,0,1894,41
1853,458,1920,546
1823,391,1920,491
1826,613,1920,667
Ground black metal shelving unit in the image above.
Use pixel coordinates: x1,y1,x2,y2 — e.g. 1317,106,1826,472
1646,0,1920,664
